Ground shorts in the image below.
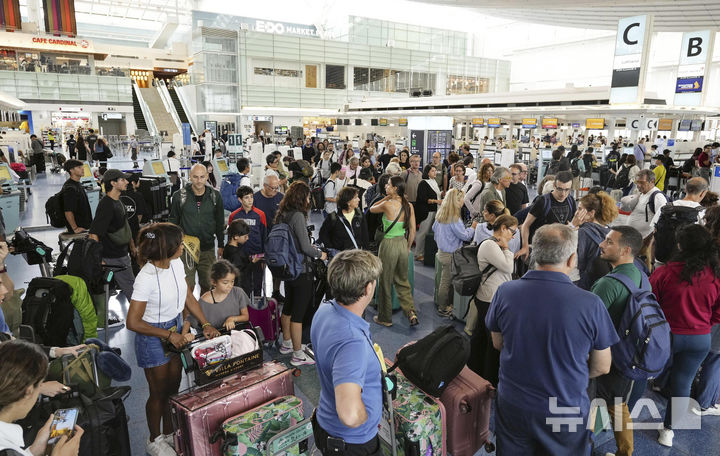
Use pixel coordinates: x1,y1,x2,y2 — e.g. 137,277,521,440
134,313,182,369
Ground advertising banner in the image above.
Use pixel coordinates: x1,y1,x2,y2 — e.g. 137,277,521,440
674,31,714,106
610,15,653,104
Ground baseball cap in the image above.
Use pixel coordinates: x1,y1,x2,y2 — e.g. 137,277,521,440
102,169,130,185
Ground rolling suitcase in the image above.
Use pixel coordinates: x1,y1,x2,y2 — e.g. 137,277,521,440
249,272,280,343
381,360,446,456
171,361,296,456
438,367,495,456
213,396,310,455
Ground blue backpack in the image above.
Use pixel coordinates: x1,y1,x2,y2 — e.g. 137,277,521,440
220,173,244,212
265,222,305,280
607,272,671,380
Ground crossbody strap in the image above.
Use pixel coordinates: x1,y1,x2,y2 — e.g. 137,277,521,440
384,208,403,234
339,213,359,249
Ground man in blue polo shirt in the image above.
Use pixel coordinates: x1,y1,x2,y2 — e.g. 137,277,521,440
228,185,267,296
311,249,384,455
486,223,618,455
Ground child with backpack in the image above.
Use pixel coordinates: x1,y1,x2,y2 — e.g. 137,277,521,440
223,219,261,298
189,259,250,331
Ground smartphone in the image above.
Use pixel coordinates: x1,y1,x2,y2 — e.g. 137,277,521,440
253,253,265,260
48,408,79,445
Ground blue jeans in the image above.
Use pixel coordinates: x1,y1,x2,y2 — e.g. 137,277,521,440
664,333,711,428
693,352,720,409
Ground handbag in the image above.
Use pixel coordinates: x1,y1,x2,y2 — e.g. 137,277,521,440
106,202,131,246
369,209,402,255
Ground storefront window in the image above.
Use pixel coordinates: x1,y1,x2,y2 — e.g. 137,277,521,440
15,52,91,75
325,65,345,89
446,75,489,95
0,50,17,71
354,67,368,90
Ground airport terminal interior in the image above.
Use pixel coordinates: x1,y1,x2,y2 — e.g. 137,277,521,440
2,1,720,455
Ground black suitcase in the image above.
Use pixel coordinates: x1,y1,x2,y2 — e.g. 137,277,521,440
19,386,131,456
139,176,170,221
21,277,74,346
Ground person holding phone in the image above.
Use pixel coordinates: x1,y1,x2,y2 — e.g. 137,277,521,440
0,339,84,456
127,223,220,456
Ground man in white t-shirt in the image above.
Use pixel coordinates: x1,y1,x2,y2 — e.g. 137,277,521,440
650,177,707,228
619,169,667,240
237,157,252,188
323,162,342,216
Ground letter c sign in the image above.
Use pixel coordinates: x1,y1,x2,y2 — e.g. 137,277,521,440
623,22,640,45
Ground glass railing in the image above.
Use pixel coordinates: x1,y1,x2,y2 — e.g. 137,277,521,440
0,70,132,102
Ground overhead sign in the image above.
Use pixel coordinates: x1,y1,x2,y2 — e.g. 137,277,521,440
226,134,243,153
522,118,537,129
674,31,714,106
471,118,484,127
627,117,642,130
487,118,501,128
379,118,388,126
101,113,122,120
193,11,320,38
586,118,605,130
542,118,558,129
571,122,581,128
0,31,95,53
658,119,673,131
398,118,408,126
644,118,659,130
610,15,653,104
410,130,425,157
250,115,272,122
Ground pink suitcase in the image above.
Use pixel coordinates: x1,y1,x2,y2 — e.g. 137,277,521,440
249,296,280,343
438,366,495,456
170,360,295,456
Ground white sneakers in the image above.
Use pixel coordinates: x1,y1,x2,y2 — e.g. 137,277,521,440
146,434,176,456
658,427,674,447
692,404,720,416
278,339,293,355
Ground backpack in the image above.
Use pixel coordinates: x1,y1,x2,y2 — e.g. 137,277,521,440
21,277,74,346
54,238,106,294
614,165,631,189
540,192,576,222
219,173,243,212
265,221,306,281
606,272,671,380
570,158,581,177
295,159,314,178
388,325,470,397
45,191,66,228
178,184,218,218
654,204,702,263
451,238,496,296
546,160,561,176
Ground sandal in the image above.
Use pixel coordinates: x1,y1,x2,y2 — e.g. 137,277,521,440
408,312,419,327
415,255,424,262
373,315,393,327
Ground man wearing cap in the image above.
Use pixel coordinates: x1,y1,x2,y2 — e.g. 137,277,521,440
61,159,92,234
89,169,136,306
121,173,150,274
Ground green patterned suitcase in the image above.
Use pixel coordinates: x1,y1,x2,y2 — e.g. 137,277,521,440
217,395,309,456
381,363,446,456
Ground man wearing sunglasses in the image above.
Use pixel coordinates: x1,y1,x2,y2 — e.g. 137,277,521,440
516,171,577,260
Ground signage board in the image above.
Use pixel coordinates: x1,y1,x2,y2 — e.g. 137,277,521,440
571,122,581,128
487,118,501,128
274,126,288,135
522,118,537,129
193,11,319,38
410,130,425,158
204,121,218,138
586,118,605,130
610,15,653,104
678,119,692,131
674,31,715,106
658,118,673,131
250,115,273,122
627,118,642,130
471,118,484,127
541,118,558,129
226,134,243,153
0,31,94,53
379,118,388,126
399,118,408,126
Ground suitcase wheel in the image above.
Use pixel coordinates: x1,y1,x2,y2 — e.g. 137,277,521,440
292,368,301,377
485,442,496,453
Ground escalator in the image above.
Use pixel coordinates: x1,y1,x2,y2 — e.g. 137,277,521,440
131,89,148,132
168,85,190,127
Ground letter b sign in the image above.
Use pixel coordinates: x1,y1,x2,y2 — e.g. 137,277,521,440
688,37,703,57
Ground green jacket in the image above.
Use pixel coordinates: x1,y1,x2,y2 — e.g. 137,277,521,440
56,275,98,340
169,184,225,251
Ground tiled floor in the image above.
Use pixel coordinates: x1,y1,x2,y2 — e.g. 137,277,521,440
8,159,720,455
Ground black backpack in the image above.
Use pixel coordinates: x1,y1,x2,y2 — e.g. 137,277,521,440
45,191,67,228
570,158,581,177
614,166,631,189
55,238,106,294
21,277,74,346
389,325,470,397
654,204,702,263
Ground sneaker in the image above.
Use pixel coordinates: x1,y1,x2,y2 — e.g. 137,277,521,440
692,405,720,416
658,427,674,447
146,435,177,456
278,340,293,355
291,354,315,366
436,307,451,317
108,316,125,327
